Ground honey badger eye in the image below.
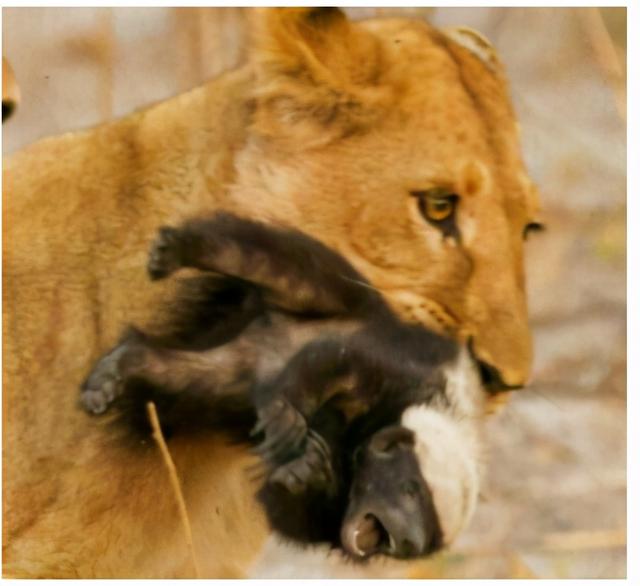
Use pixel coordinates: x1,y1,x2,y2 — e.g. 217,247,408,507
411,188,460,238
403,479,421,497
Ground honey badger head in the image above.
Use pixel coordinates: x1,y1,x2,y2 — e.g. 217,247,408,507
341,345,483,560
341,407,479,559
341,425,442,559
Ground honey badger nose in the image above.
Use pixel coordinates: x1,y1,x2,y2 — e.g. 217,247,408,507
341,512,427,558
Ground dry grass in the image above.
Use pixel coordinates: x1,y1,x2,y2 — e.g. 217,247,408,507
146,402,201,578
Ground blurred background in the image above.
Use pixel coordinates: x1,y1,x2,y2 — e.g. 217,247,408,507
2,7,627,579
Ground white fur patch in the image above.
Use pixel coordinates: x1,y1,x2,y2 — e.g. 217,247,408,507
401,348,484,544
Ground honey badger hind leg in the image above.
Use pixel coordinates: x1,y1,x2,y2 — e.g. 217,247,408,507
80,327,148,415
80,325,256,419
145,212,387,316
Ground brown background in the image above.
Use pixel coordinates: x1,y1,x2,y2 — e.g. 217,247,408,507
2,7,627,579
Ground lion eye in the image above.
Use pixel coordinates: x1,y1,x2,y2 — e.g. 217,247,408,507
411,189,458,223
425,197,455,221
411,188,459,239
523,221,545,240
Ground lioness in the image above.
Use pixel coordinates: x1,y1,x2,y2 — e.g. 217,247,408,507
3,8,540,578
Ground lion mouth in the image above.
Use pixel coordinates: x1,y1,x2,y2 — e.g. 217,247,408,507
467,339,523,392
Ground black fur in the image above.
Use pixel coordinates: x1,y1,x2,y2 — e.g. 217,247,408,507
80,212,457,557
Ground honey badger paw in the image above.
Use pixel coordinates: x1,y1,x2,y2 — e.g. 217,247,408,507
147,226,184,281
252,398,308,463
80,345,128,415
269,430,336,495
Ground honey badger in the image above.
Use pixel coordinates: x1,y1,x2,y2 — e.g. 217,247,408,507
81,212,484,559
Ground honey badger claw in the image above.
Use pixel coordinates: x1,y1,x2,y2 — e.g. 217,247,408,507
252,398,308,463
269,430,336,495
147,226,184,280
80,345,126,414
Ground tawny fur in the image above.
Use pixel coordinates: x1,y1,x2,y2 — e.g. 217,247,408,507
3,8,539,578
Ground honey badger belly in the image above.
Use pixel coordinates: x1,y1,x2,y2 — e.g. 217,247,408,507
81,212,485,559
81,309,361,425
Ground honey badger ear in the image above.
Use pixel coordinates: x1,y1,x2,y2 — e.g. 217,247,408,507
249,8,391,146
369,426,415,456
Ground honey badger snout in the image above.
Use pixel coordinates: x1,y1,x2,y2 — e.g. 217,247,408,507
341,504,430,559
341,426,442,559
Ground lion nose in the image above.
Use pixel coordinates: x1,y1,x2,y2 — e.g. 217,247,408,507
476,357,524,391
468,339,527,391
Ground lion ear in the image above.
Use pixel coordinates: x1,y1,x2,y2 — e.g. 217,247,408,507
249,8,390,146
441,26,500,71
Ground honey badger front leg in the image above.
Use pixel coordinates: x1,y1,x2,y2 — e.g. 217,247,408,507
251,338,357,495
147,212,383,315
252,335,426,496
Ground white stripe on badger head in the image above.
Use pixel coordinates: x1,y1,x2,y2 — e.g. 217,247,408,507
401,406,480,545
401,348,484,544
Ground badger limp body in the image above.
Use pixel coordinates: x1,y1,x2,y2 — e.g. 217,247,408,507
81,212,484,559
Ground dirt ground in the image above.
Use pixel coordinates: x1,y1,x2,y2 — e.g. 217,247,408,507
3,7,626,579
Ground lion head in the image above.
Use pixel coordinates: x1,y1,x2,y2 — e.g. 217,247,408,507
231,8,541,390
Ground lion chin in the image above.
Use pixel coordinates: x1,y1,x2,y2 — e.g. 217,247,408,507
3,8,538,578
